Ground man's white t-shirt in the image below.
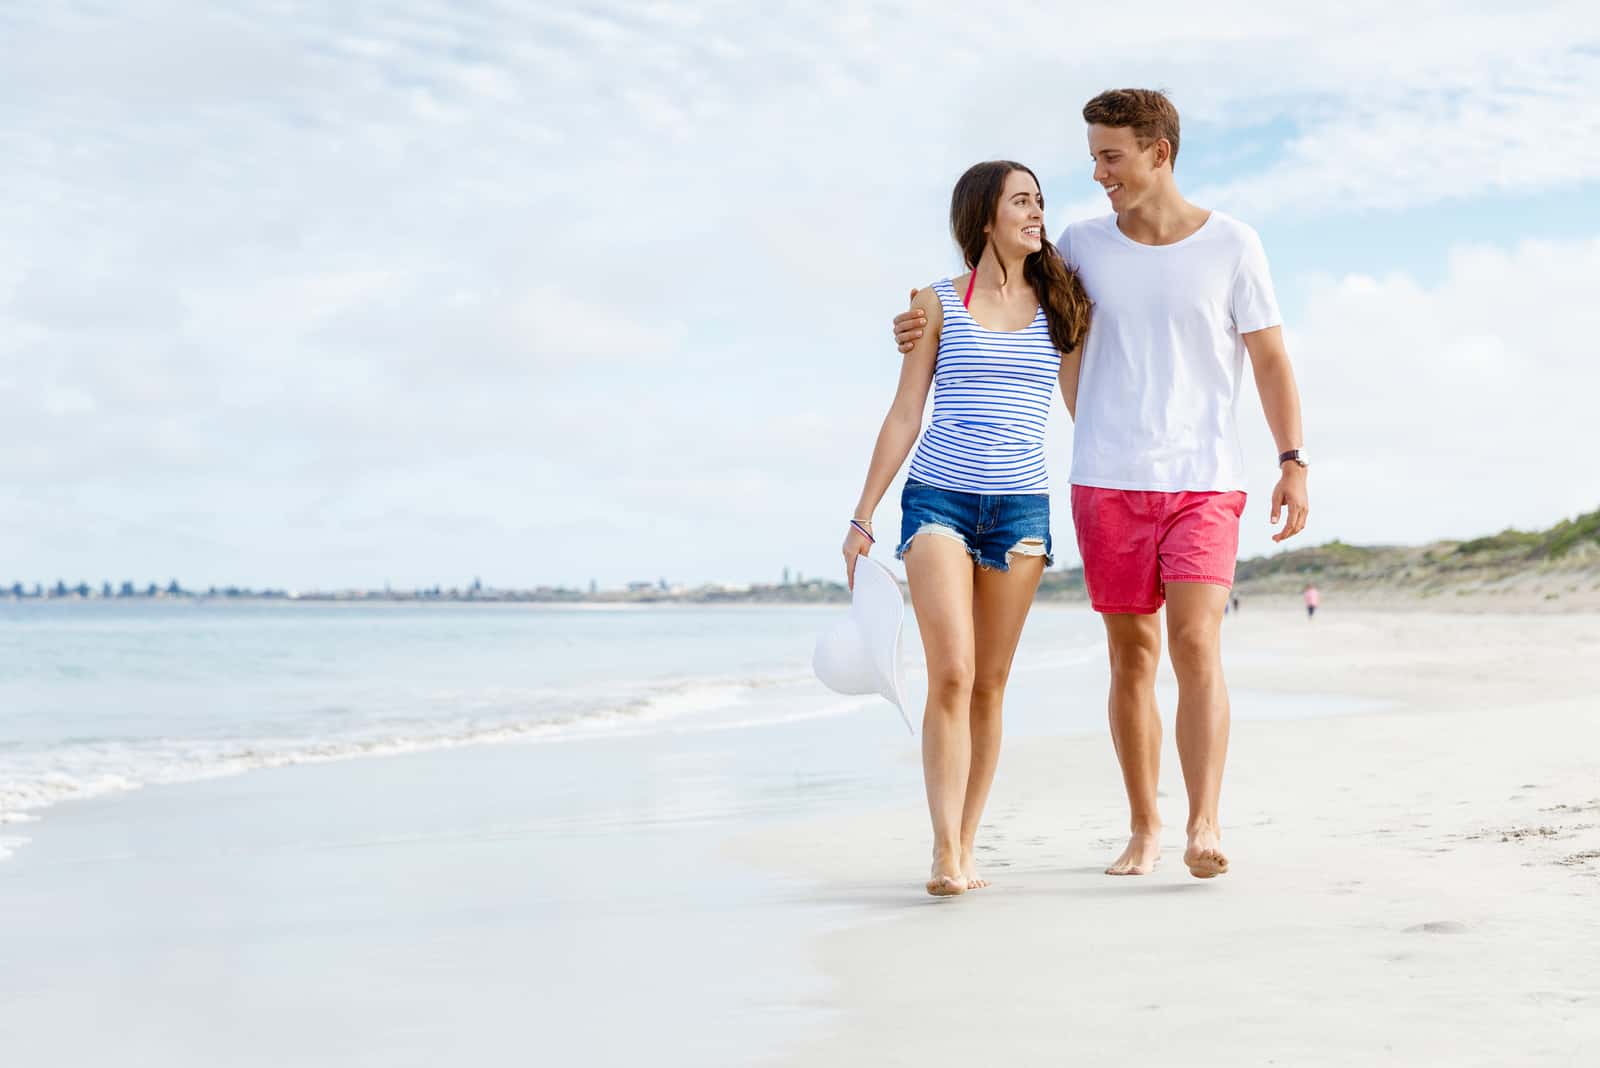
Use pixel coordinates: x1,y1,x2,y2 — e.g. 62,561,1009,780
1058,211,1281,493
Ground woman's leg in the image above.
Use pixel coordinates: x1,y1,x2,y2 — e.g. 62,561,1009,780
961,551,1047,887
902,533,977,895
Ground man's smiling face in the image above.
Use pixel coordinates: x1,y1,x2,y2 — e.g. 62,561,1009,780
1088,123,1165,213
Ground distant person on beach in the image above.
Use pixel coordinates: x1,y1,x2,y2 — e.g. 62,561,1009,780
894,90,1310,880
1304,583,1319,619
844,161,1091,896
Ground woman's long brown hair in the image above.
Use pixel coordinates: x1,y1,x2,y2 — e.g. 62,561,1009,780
949,161,1091,355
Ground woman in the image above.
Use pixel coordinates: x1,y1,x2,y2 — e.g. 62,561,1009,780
842,161,1091,896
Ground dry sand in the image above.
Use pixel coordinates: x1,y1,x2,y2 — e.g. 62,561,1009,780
745,607,1600,1066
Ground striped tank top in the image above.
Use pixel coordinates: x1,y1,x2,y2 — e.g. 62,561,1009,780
906,277,1060,494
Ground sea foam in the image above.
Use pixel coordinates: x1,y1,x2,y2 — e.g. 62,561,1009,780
0,671,821,860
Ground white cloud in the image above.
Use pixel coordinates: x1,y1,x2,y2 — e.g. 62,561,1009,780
1194,50,1600,218
1233,235,1600,551
1,2,1597,588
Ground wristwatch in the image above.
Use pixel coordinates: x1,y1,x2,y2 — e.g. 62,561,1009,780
1278,449,1309,469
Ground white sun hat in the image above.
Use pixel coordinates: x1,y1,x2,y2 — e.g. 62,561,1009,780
812,555,913,734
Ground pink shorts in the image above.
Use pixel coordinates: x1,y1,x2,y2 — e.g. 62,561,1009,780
1070,485,1247,615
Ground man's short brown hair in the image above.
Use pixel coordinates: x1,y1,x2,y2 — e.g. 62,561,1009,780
1083,89,1181,170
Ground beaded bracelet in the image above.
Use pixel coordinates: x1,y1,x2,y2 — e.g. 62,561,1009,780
849,519,875,544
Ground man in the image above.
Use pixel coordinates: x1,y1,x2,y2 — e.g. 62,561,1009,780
893,89,1309,879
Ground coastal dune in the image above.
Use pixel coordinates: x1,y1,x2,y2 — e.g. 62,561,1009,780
751,607,1600,1065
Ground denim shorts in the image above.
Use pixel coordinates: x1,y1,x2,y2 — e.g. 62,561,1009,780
895,478,1053,572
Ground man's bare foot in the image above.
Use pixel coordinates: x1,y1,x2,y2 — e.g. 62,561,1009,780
1184,826,1229,879
926,847,967,896
1105,831,1161,876
960,849,989,890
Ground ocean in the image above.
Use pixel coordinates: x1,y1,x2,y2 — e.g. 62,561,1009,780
0,599,1113,859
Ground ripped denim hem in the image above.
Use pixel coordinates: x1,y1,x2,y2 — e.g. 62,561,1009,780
896,525,1053,572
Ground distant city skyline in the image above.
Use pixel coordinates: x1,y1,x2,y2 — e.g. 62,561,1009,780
0,569,846,604
3,5,1598,589
1,562,824,599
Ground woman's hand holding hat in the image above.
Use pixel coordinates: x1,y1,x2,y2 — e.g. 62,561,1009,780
842,518,874,589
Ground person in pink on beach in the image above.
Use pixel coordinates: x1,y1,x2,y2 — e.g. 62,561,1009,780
1305,583,1321,619
895,89,1310,880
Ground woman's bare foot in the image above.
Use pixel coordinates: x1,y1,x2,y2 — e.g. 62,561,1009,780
926,846,968,896
1184,825,1229,879
960,849,989,890
1105,830,1162,875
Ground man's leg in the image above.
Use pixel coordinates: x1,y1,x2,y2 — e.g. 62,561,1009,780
1070,486,1165,875
1164,581,1231,878
1102,611,1164,875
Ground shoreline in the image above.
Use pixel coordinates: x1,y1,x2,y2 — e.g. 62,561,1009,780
2,604,1595,1064
0,711,876,1066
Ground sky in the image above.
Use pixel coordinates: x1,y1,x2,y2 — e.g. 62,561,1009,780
3,1,1600,591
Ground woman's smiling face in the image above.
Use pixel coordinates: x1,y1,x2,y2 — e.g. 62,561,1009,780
987,169,1045,259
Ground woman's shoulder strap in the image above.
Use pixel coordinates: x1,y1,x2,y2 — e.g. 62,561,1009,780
930,277,965,312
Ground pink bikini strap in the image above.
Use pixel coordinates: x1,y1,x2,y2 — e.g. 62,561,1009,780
962,270,976,309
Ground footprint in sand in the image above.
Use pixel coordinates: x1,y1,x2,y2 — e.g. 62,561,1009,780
1404,920,1468,935
1557,850,1600,868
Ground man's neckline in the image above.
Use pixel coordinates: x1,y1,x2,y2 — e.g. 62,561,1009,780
1110,209,1216,249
